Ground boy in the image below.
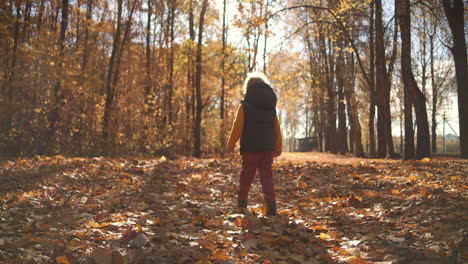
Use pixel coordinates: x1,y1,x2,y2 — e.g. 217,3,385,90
227,72,282,216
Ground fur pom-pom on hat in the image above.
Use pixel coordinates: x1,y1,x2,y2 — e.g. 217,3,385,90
243,72,271,94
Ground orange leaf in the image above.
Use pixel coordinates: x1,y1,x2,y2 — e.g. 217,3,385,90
86,221,101,228
235,217,249,228
37,223,52,231
278,209,290,215
56,256,71,264
391,189,400,195
200,240,217,252
298,181,308,189
213,249,229,260
154,216,161,225
121,178,132,184
136,224,143,232
310,225,325,231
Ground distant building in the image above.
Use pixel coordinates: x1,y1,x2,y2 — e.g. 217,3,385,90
294,137,318,152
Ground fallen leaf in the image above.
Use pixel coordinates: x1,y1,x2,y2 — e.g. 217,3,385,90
213,249,230,260
56,256,70,264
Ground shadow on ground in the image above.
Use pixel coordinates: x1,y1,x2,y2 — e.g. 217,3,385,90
0,154,466,263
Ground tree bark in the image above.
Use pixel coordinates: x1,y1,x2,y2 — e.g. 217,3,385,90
185,0,195,155
375,0,395,158
102,0,123,155
430,32,437,153
398,0,431,159
49,0,69,153
337,45,348,154
346,51,364,157
404,86,415,159
368,0,376,158
219,0,228,152
263,0,269,72
81,0,93,74
193,0,208,158
320,32,337,154
167,0,176,125
142,0,153,154
441,0,468,158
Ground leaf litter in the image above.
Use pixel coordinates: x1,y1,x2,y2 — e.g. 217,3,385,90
0,153,466,263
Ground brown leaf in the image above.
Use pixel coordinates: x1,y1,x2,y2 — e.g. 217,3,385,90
90,248,113,264
122,226,138,240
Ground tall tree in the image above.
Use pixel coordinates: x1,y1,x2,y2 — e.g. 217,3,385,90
185,0,196,155
193,0,209,158
220,0,228,151
142,0,153,153
441,0,467,158
49,0,70,153
102,0,123,155
346,49,365,157
336,38,348,154
375,0,395,158
398,0,431,159
368,0,377,157
167,0,177,125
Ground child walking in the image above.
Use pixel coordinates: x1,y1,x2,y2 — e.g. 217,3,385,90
227,72,282,216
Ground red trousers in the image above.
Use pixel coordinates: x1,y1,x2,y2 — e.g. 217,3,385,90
238,151,276,202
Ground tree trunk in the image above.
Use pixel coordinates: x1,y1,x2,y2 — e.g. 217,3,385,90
321,33,337,153
102,0,123,155
142,0,152,154
404,87,415,159
337,46,347,154
193,0,208,158
81,0,93,74
441,0,468,158
398,0,431,159
375,0,394,158
430,33,437,153
220,0,227,152
49,0,69,153
368,0,376,158
185,0,195,155
263,0,269,72
167,0,176,125
346,51,364,157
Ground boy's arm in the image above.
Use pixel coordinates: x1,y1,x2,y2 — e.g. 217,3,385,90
274,115,282,156
227,104,245,149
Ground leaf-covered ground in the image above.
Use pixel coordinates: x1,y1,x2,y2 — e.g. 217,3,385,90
0,153,466,264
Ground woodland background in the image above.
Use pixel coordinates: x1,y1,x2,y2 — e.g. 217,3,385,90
0,0,466,159
1,1,467,263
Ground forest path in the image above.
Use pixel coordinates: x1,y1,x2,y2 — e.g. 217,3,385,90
0,154,466,263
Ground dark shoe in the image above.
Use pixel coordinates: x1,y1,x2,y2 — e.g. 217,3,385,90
237,200,247,208
266,201,277,216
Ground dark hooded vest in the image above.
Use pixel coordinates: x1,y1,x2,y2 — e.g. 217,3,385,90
240,82,277,153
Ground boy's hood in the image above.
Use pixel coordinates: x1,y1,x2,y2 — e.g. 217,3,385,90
244,82,277,110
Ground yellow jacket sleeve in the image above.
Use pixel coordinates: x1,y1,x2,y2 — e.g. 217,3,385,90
274,115,282,153
227,104,244,148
